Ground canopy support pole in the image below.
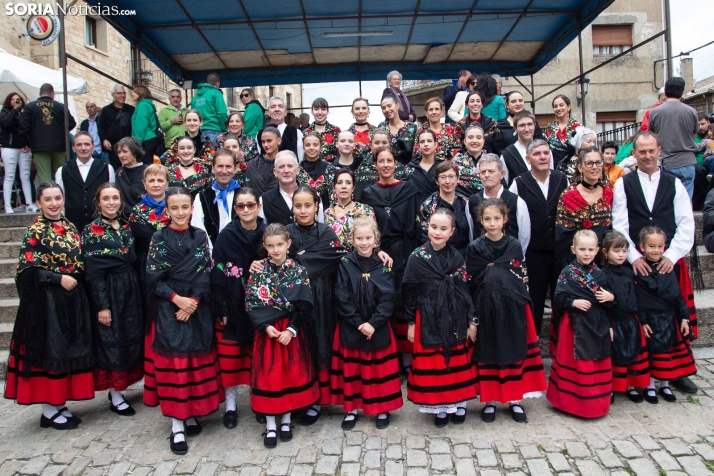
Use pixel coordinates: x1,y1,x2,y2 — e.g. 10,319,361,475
530,73,535,112
59,7,71,164
578,30,586,127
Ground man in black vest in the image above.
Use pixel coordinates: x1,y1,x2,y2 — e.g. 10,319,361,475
55,132,115,232
612,131,698,394
500,111,554,187
259,151,323,225
469,154,531,253
509,139,568,335
256,97,303,161
191,149,239,249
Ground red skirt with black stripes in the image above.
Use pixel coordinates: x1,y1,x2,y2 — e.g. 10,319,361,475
4,340,95,405
546,312,612,419
612,315,651,392
329,324,403,415
474,305,547,403
395,315,413,353
675,258,698,340
648,319,697,381
143,323,223,420
215,323,251,388
407,310,478,406
250,317,320,415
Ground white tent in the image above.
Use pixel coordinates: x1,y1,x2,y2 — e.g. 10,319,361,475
0,48,88,132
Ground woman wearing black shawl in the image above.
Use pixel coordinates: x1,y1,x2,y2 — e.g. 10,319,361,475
144,187,221,455
404,130,443,206
4,182,94,430
404,209,478,428
467,198,546,423
245,126,281,195
210,188,266,429
547,229,614,419
114,137,148,215
82,184,143,417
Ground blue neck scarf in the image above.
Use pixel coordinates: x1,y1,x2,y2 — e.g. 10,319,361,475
212,179,241,213
140,194,166,218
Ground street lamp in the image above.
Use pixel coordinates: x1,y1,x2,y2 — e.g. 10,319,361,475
577,76,590,107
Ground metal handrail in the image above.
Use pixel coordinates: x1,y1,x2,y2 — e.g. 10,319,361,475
596,122,641,145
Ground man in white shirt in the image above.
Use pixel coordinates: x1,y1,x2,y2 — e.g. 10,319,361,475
257,97,304,162
500,111,554,186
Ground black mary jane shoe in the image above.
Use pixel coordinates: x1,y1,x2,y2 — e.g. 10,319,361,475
224,410,238,429
280,423,293,442
671,376,698,394
299,406,321,426
110,400,136,416
643,388,659,404
509,404,527,423
185,419,202,437
255,412,267,424
481,405,497,423
659,387,677,403
40,412,78,430
376,413,390,430
451,408,467,425
627,389,644,403
263,429,278,448
169,431,188,455
342,413,358,430
434,414,449,428
57,406,82,424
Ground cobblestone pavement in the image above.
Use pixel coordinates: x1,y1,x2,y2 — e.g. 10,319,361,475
2,349,714,476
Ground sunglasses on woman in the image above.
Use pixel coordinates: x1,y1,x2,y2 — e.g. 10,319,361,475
235,202,258,210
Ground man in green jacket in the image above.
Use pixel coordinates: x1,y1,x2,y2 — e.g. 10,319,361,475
158,88,188,148
190,72,227,144
131,86,159,165
240,88,265,138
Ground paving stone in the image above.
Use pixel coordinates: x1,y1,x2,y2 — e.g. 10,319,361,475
387,445,403,460
574,459,606,476
519,444,541,459
665,472,690,476
693,443,714,461
597,449,625,468
431,454,453,471
342,446,361,462
453,444,471,458
51,448,81,465
546,453,570,472
661,438,694,456
406,469,429,476
406,449,428,466
677,456,714,476
239,467,264,476
322,439,343,455
175,455,201,473
296,446,318,464
613,440,643,458
62,456,91,476
565,441,591,458
197,462,219,476
610,472,631,476
19,455,50,475
127,467,153,476
406,436,426,449
430,439,451,454
364,470,380,476
633,435,660,450
526,458,552,476
153,461,178,476
471,436,492,449
627,458,660,476
480,471,502,476
365,436,382,450
315,456,339,475
346,431,364,446
106,461,131,476
363,450,381,469
476,449,498,467
650,450,681,471
502,453,523,469
339,463,360,476
386,460,404,476
496,440,516,453
39,465,66,476
454,459,477,476
0,460,24,476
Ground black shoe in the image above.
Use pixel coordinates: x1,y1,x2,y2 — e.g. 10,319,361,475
451,408,466,425
481,405,496,423
109,399,136,416
376,413,390,429
643,388,659,404
57,406,82,424
611,392,615,403
300,406,321,426
509,404,527,423
626,390,644,403
342,413,358,430
671,376,698,394
255,412,267,424
659,387,677,403
280,423,293,442
185,419,202,437
435,414,449,428
169,431,188,455
40,412,78,430
223,410,238,429
263,429,277,448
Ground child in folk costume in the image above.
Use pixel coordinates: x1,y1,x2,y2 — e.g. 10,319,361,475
634,226,696,404
547,229,615,418
467,198,546,423
600,231,651,403
245,223,319,448
210,188,266,429
144,187,222,455
404,209,478,427
330,217,403,430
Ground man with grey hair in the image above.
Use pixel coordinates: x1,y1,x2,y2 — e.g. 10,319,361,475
259,150,323,225
257,96,303,161
509,139,569,334
491,74,502,95
158,88,187,148
382,70,415,122
97,83,135,170
469,153,530,253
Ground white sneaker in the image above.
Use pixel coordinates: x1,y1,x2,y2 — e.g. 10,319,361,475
26,204,39,213
13,205,26,212
4,207,14,214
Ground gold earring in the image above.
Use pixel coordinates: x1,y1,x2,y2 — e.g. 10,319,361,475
580,172,584,182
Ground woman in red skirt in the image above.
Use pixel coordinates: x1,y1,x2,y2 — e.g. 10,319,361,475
330,216,403,430
245,223,319,448
404,209,478,427
144,187,222,455
4,182,94,429
547,229,615,418
467,198,546,423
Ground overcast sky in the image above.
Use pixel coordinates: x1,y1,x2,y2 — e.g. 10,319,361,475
301,1,714,130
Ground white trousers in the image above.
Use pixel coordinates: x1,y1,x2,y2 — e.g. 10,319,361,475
2,148,33,208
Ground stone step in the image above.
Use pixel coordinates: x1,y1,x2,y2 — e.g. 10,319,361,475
0,227,28,243
0,260,17,280
0,322,11,351
0,298,19,323
0,278,17,299
0,243,21,260
0,212,37,229
0,349,8,379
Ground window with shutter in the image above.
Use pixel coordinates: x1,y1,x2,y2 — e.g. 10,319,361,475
592,25,632,56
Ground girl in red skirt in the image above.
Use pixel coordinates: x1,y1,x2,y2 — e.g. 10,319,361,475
634,226,697,404
145,187,222,455
4,182,94,430
330,216,403,430
467,198,546,423
600,231,651,403
404,209,478,427
245,223,319,448
547,229,615,418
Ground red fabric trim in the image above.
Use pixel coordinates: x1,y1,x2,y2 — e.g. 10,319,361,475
376,179,403,187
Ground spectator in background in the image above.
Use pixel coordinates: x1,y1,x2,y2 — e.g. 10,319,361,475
158,88,187,149
130,85,159,165
286,112,299,128
97,84,135,171
240,88,264,138
18,83,77,183
475,74,506,121
447,75,477,124
639,87,666,132
491,74,503,96
692,113,711,210
443,70,471,125
649,77,699,198
0,92,36,213
703,186,714,253
299,113,310,132
601,141,625,188
382,71,416,122
80,101,109,165
190,72,228,145
256,96,303,161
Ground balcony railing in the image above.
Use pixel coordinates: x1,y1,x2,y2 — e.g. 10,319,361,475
131,58,171,93
596,122,641,145
401,79,453,93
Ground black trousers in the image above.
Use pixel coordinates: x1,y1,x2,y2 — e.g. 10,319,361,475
693,164,708,211
525,248,559,337
141,138,159,165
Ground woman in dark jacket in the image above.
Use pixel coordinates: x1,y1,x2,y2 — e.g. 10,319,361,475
114,137,148,215
0,92,35,213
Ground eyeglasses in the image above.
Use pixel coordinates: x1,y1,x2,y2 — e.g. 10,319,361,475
240,94,250,98
582,160,604,168
235,202,258,211
437,174,458,182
